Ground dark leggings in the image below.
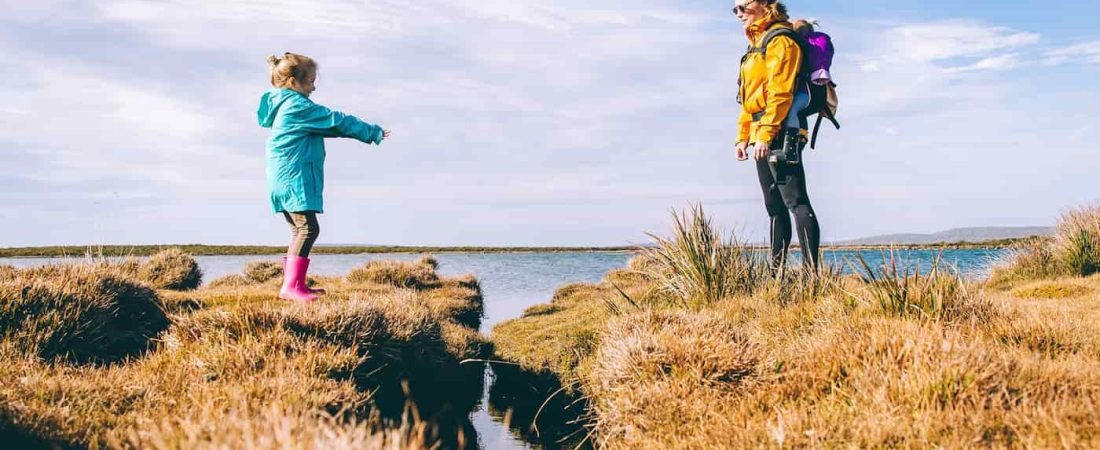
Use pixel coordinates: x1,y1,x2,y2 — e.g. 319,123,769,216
755,151,821,270
283,211,320,258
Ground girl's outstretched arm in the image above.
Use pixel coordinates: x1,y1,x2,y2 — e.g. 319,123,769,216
289,100,385,145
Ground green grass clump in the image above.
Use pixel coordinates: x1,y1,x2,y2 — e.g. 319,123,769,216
990,205,1100,286
854,252,994,323
642,204,767,308
139,248,203,290
1053,206,1100,276
0,263,169,365
347,258,439,289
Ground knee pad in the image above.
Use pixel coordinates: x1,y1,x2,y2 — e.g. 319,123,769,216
789,204,816,221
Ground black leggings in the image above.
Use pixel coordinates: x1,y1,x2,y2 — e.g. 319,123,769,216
755,152,821,270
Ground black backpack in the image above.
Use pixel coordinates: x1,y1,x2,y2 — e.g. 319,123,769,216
740,25,840,149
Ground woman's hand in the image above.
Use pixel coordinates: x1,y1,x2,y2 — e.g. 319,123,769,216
382,129,392,139
735,142,749,161
754,141,770,161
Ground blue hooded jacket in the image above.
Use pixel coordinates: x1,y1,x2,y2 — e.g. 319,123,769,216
257,88,384,213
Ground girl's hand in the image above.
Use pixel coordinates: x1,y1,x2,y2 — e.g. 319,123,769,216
735,142,749,161
382,129,392,139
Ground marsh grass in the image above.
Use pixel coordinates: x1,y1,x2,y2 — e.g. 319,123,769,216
0,253,487,449
0,263,169,364
138,248,203,290
852,251,994,323
244,260,283,283
991,205,1100,287
760,263,843,307
642,204,768,308
495,209,1100,449
1053,206,1100,276
1,264,17,279
348,259,440,290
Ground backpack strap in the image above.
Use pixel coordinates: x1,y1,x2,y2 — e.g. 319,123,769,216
810,108,841,150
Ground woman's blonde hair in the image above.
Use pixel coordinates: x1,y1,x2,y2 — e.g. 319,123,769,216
762,0,790,22
267,52,317,89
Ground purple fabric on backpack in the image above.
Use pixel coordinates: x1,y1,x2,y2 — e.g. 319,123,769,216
804,32,834,84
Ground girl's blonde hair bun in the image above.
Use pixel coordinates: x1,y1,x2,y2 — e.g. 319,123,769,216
266,52,317,88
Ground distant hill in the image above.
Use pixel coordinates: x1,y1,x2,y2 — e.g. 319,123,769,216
832,226,1052,246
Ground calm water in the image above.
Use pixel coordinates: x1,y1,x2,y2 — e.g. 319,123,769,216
0,248,1005,449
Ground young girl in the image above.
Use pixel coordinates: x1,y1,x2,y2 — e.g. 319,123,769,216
258,52,391,303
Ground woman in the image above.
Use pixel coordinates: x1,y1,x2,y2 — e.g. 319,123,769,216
734,0,822,270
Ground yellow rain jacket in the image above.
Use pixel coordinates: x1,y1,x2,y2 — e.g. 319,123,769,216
737,15,803,146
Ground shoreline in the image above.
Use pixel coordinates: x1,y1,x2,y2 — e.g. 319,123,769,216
0,238,1038,258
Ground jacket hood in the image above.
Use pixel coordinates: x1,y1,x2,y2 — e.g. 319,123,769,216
257,88,300,128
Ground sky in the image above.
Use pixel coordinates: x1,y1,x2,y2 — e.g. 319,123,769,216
2,0,1099,247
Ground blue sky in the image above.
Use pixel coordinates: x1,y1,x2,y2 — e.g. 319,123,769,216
2,0,1099,247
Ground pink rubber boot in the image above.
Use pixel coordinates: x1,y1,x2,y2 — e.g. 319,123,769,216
279,256,318,303
282,256,326,296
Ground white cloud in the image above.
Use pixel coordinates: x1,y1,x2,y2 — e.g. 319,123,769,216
890,20,1039,64
838,20,1039,118
2,4,1096,246
1044,40,1100,65
945,53,1023,73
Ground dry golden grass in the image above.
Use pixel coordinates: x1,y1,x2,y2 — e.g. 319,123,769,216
492,264,653,387
498,260,1100,449
244,260,283,283
991,205,1100,287
495,207,1100,449
1011,280,1094,300
0,263,169,364
0,253,487,449
139,248,203,290
348,258,440,290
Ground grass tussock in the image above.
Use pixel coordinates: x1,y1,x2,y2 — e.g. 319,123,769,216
990,205,1100,287
120,400,431,450
244,260,283,283
348,258,440,289
0,263,169,364
0,253,487,448
206,273,252,288
642,205,767,308
854,252,996,323
496,208,1100,449
138,248,203,290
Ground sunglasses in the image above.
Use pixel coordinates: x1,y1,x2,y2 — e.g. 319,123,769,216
732,0,760,14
